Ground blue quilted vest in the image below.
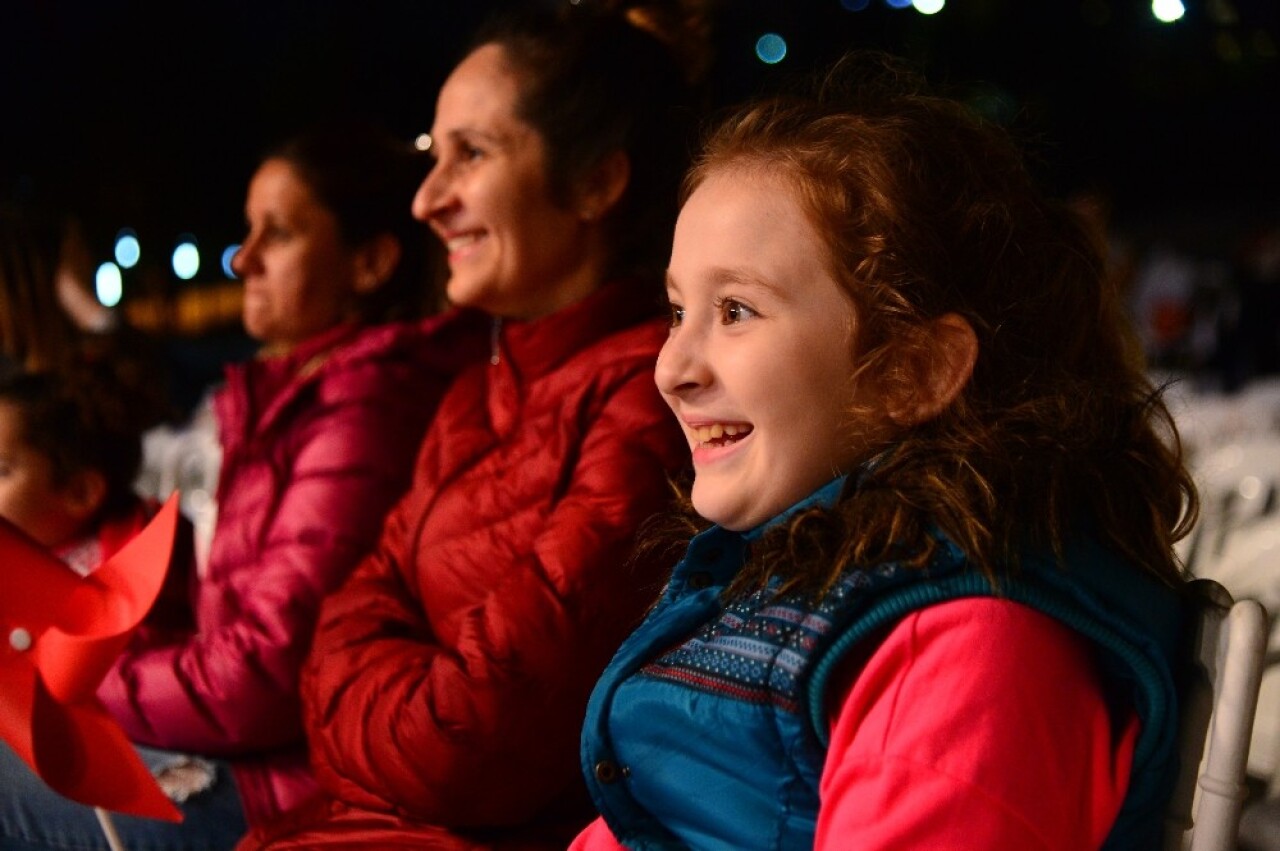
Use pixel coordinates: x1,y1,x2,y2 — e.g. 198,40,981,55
580,477,1188,850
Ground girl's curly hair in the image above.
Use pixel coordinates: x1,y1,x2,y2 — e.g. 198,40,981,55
664,52,1196,597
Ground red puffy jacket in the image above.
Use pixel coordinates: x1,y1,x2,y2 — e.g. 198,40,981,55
98,311,487,826
240,282,687,849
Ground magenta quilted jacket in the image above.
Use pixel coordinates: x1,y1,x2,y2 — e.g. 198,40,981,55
98,309,487,826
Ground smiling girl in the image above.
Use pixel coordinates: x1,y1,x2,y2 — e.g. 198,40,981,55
574,53,1197,851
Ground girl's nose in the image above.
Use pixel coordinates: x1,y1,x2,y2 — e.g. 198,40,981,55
654,326,711,397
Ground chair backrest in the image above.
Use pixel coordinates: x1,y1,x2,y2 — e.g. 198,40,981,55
1165,579,1270,850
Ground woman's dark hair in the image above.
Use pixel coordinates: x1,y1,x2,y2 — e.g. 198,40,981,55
677,52,1195,595
0,360,146,524
471,0,708,280
267,122,436,322
0,207,80,371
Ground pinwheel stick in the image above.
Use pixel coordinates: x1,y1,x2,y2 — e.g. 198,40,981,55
94,807,126,851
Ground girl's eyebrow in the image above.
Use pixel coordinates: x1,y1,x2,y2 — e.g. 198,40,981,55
701,266,789,300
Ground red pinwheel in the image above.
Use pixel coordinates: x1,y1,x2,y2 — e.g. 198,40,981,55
0,493,183,823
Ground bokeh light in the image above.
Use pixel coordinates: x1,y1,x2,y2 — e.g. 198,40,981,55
913,0,945,14
1153,0,1185,23
884,0,914,9
755,33,787,65
414,133,432,152
222,244,240,278
840,0,872,11
95,262,123,307
113,229,140,269
173,238,200,281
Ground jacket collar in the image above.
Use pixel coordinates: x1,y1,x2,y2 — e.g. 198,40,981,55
483,280,660,438
490,279,659,382
742,475,848,543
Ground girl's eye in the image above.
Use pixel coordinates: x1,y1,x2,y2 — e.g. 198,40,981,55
667,302,685,328
717,298,757,325
461,142,485,162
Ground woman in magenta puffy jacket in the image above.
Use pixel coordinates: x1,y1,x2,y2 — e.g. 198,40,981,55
237,5,700,849
0,124,485,850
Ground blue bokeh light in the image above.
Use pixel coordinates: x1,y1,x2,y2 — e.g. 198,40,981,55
222,244,240,278
114,229,140,269
755,33,788,65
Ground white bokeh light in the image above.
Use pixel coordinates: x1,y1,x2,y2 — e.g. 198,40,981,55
95,262,123,307
172,238,200,281
1153,0,1185,23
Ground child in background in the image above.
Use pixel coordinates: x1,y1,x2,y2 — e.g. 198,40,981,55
574,52,1197,850
0,363,150,575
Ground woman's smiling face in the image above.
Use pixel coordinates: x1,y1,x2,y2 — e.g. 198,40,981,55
412,43,596,319
656,167,870,531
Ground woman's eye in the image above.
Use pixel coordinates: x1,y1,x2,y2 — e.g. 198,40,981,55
253,222,288,242
667,302,685,327
718,298,757,324
461,142,485,162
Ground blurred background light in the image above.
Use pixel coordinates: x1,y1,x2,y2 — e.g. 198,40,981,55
884,0,914,10
755,33,787,64
840,0,872,11
173,237,200,281
222,244,240,278
95,262,123,307
114,229,140,268
1153,0,1186,23
414,133,432,152
913,0,945,14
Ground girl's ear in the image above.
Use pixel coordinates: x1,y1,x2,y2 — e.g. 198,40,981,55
352,234,403,295
60,468,107,524
887,313,978,426
575,150,631,223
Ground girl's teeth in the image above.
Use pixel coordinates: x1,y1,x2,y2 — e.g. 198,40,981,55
693,424,749,444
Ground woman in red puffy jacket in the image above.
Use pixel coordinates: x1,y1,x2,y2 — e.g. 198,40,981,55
0,123,486,850
238,4,701,849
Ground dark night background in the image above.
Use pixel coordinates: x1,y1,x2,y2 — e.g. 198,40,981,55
1,0,1278,293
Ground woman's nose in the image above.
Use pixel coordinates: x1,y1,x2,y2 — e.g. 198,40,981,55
230,239,255,278
412,164,451,223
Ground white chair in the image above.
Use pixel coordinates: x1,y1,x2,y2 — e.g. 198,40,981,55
1181,439,1280,575
134,393,222,576
1166,579,1269,850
